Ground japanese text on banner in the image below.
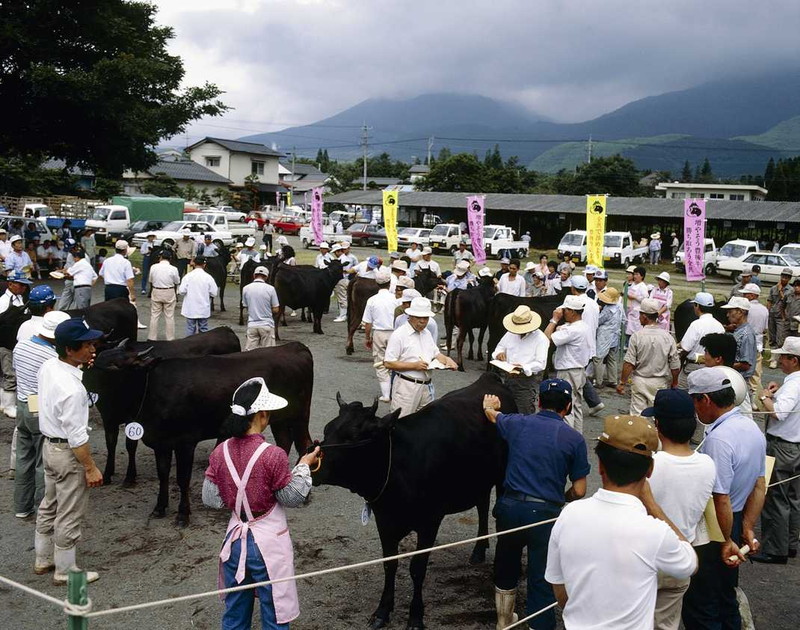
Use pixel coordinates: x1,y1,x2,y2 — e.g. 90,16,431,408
466,195,486,265
683,198,706,281
310,187,324,245
383,191,399,252
585,195,607,267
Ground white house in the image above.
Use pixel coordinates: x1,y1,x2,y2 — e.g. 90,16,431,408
186,137,283,188
655,182,768,201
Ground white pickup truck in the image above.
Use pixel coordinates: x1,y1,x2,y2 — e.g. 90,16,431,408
603,232,648,267
483,225,528,259
674,238,718,276
428,223,469,253
192,211,255,240
558,230,587,262
299,219,352,248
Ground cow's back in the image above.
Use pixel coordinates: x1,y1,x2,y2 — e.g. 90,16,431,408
132,326,241,358
70,298,137,343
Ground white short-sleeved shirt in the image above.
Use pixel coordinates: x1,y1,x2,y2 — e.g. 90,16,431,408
69,258,98,287
649,451,717,545
679,313,725,357
579,294,599,356
362,289,397,331
770,371,800,442
242,279,280,328
497,273,526,297
99,253,134,286
384,322,439,380
178,268,219,319
37,357,92,448
551,319,592,369
545,489,697,630
148,260,180,289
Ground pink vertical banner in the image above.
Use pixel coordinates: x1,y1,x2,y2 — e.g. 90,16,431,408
684,198,706,281
467,195,486,265
311,187,324,245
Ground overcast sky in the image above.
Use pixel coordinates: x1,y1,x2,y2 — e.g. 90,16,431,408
155,0,800,144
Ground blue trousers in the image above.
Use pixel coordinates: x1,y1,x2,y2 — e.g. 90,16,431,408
221,532,288,630
104,284,129,301
494,495,561,629
140,254,151,292
186,318,209,336
682,511,743,630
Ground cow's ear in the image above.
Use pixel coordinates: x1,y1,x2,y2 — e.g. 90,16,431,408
379,409,401,430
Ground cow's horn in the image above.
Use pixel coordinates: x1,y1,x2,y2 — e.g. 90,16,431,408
116,338,129,349
136,347,154,358
335,392,346,407
371,396,379,414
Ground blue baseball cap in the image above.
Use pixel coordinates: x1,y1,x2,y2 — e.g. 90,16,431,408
642,388,695,421
539,378,572,397
28,285,58,304
7,271,32,285
54,318,103,344
367,256,380,269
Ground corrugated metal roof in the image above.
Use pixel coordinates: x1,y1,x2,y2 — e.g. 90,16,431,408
324,190,800,224
188,137,284,157
148,160,231,184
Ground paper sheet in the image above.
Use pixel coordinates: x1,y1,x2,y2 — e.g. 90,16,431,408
490,359,522,374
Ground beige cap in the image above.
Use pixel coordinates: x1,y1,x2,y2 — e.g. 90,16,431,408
115,239,129,250
598,287,620,304
721,296,751,311
626,265,637,274
391,260,409,271
640,298,661,315
599,415,658,457
253,266,269,277
502,305,542,334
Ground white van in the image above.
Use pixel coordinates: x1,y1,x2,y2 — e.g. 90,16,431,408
557,230,587,262
717,239,758,263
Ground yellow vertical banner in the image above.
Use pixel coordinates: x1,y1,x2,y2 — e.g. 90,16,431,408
586,194,607,267
383,190,399,253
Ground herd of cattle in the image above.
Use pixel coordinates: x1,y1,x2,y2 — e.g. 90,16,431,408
0,247,732,629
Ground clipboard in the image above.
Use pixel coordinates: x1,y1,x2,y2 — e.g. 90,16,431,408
27,394,38,413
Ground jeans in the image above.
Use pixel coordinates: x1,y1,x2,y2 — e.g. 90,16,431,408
494,495,561,629
682,511,743,630
140,254,151,292
185,317,208,336
221,532,288,630
583,379,602,408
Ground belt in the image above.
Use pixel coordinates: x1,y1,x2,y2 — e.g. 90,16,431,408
74,285,91,288
504,490,563,507
767,434,799,445
45,436,69,444
152,286,175,290
398,373,431,385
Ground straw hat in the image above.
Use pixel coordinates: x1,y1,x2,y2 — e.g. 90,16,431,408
502,306,542,334
598,287,620,304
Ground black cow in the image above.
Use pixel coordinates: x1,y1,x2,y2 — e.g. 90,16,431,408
204,249,231,313
312,372,514,630
85,341,314,526
272,260,343,338
673,297,728,342
345,277,379,355
411,268,440,297
444,275,497,370
486,292,567,361
238,258,259,325
97,327,242,485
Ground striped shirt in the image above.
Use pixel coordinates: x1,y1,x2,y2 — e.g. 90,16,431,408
13,336,57,402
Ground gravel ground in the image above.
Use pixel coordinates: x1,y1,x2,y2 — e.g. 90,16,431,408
0,239,797,629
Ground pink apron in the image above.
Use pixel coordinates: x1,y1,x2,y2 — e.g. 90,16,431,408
650,287,672,331
218,440,300,624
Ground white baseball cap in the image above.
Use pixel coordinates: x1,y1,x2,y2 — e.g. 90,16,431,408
115,239,129,250
253,266,270,277
454,260,470,276
9,235,23,244
771,337,800,356
687,367,737,395
721,296,750,311
571,275,588,290
391,260,409,272
640,298,660,315
422,247,432,255
525,262,536,272
562,295,585,311
245,237,256,247
478,267,493,277
691,292,714,307
37,311,71,338
738,283,762,296
584,265,598,275
400,288,421,303
319,241,330,249
374,270,391,284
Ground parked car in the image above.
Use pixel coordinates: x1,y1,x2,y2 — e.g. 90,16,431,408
428,223,469,253
779,243,800,260
397,227,431,248
120,220,171,243
717,251,800,283
602,231,648,267
132,220,234,248
0,216,57,242
716,239,759,264
557,230,587,262
211,205,247,222
674,238,717,276
348,223,386,247
299,219,352,248
273,215,305,235
483,225,528,259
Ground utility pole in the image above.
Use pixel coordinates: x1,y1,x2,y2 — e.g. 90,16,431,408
291,146,296,208
427,136,435,165
361,122,371,191
587,135,593,164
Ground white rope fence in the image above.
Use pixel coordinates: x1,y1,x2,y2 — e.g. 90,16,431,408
0,516,560,622
504,602,559,629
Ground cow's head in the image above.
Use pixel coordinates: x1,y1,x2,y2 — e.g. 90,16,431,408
311,392,400,497
91,342,160,372
413,268,439,295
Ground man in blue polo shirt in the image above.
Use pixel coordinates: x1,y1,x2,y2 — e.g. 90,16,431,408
683,367,766,629
483,379,589,629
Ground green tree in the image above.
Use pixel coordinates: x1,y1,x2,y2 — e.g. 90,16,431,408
699,158,714,183
484,145,503,169
0,0,227,175
417,153,488,192
554,155,642,197
764,157,776,188
93,177,123,200
182,182,199,201
141,173,182,197
681,160,693,182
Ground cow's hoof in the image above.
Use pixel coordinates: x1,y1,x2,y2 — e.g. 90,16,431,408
121,478,136,488
346,347,354,356
406,621,424,630
458,365,465,373
468,548,486,565
368,616,389,630
175,515,190,528
103,474,113,485
150,508,167,519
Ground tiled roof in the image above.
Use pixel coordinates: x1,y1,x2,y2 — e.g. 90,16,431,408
188,137,283,157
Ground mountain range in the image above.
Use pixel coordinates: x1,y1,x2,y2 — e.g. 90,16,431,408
240,71,800,177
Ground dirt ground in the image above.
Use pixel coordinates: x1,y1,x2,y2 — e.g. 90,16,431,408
0,240,797,629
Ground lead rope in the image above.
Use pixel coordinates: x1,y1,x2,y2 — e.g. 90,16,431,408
131,371,150,423
367,430,393,505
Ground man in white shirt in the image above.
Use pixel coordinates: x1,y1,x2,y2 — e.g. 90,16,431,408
0,272,31,419
99,240,135,303
739,283,768,401
238,237,260,266
545,414,697,630
496,259,527,297
175,229,196,277
0,228,12,263
5,235,33,277
352,255,381,279
491,305,548,414
545,295,592,433
64,247,98,309
331,243,350,322
384,297,457,416
678,292,724,388
644,389,716,630
35,318,104,585
419,247,441,277
242,266,280,349
314,242,331,269
178,256,218,336
362,271,398,402
452,242,475,267
12,311,70,519
139,233,156,294
394,289,439,341
147,249,181,341
755,336,800,564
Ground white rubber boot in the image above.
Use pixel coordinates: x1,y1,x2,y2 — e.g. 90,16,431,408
333,308,347,322
34,532,55,575
2,390,17,419
53,545,99,585
495,586,518,630
379,381,391,403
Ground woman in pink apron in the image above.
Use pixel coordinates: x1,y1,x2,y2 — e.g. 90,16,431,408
203,377,320,629
626,266,649,338
649,271,674,332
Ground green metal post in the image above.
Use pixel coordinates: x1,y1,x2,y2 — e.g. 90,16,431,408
618,279,629,369
67,570,88,630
